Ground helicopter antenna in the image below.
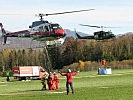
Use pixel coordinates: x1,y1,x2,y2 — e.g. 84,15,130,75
37,9,95,21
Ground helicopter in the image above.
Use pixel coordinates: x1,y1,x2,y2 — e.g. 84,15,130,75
76,24,116,40
0,9,94,45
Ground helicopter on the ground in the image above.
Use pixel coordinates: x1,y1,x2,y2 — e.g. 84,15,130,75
0,9,94,45
76,24,116,40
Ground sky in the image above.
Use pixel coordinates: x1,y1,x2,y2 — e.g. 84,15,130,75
0,0,133,35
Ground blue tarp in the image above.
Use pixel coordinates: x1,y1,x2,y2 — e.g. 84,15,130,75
98,68,107,75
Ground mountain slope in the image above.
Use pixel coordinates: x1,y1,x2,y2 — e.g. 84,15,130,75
65,29,89,38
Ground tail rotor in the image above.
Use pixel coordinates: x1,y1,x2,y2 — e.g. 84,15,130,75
0,23,7,44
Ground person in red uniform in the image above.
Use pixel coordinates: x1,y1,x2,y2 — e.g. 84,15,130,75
47,72,53,90
60,69,79,95
53,72,59,90
101,59,106,66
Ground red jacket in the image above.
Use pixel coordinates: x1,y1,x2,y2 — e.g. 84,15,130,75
60,72,78,82
53,75,59,82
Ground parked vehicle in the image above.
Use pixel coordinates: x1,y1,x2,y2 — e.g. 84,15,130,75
12,66,45,81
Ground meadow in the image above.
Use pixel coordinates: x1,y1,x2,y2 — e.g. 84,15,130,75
0,69,133,100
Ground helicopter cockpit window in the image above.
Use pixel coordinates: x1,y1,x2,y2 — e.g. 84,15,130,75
51,24,62,30
94,34,99,39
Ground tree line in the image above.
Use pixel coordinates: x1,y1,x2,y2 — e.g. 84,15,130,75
0,33,132,71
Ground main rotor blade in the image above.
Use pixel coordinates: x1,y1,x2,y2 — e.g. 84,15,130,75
40,9,95,16
103,26,120,28
79,24,120,29
79,24,100,28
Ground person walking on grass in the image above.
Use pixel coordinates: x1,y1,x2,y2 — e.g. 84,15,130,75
6,71,10,82
60,69,79,95
41,71,49,90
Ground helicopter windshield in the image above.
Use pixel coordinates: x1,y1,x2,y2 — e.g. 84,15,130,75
31,21,49,27
51,24,63,30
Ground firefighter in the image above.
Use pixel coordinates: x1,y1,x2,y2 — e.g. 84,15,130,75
41,71,48,90
53,72,59,90
101,59,106,66
47,72,53,90
60,69,79,95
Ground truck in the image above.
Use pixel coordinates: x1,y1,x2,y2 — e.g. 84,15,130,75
12,66,45,80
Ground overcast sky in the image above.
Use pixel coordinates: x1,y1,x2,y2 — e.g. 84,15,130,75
0,0,133,35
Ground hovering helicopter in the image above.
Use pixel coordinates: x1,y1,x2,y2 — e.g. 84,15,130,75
0,9,94,45
76,24,116,40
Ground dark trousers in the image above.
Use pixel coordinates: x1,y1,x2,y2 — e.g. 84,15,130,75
41,82,46,90
6,76,10,81
66,82,74,95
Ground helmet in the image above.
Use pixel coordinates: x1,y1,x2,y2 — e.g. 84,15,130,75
68,69,71,73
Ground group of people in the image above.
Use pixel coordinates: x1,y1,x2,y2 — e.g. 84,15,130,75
41,69,79,95
41,71,59,90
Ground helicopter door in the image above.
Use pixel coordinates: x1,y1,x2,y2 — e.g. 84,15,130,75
44,26,49,32
94,33,99,39
38,26,44,32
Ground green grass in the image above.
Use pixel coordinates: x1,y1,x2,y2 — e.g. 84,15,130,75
0,69,133,100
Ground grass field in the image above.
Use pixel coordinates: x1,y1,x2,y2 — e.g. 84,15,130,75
0,69,133,100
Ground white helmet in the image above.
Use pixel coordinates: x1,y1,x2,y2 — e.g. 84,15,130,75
68,69,71,73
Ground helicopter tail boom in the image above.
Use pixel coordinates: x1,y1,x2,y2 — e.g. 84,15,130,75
75,32,94,39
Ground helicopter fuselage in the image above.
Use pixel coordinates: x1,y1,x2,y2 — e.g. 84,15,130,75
30,20,66,38
76,31,115,40
0,21,66,44
94,31,115,40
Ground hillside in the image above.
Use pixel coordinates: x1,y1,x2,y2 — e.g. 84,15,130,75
65,29,88,38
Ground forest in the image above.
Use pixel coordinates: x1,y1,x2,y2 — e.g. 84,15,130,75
0,33,132,72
